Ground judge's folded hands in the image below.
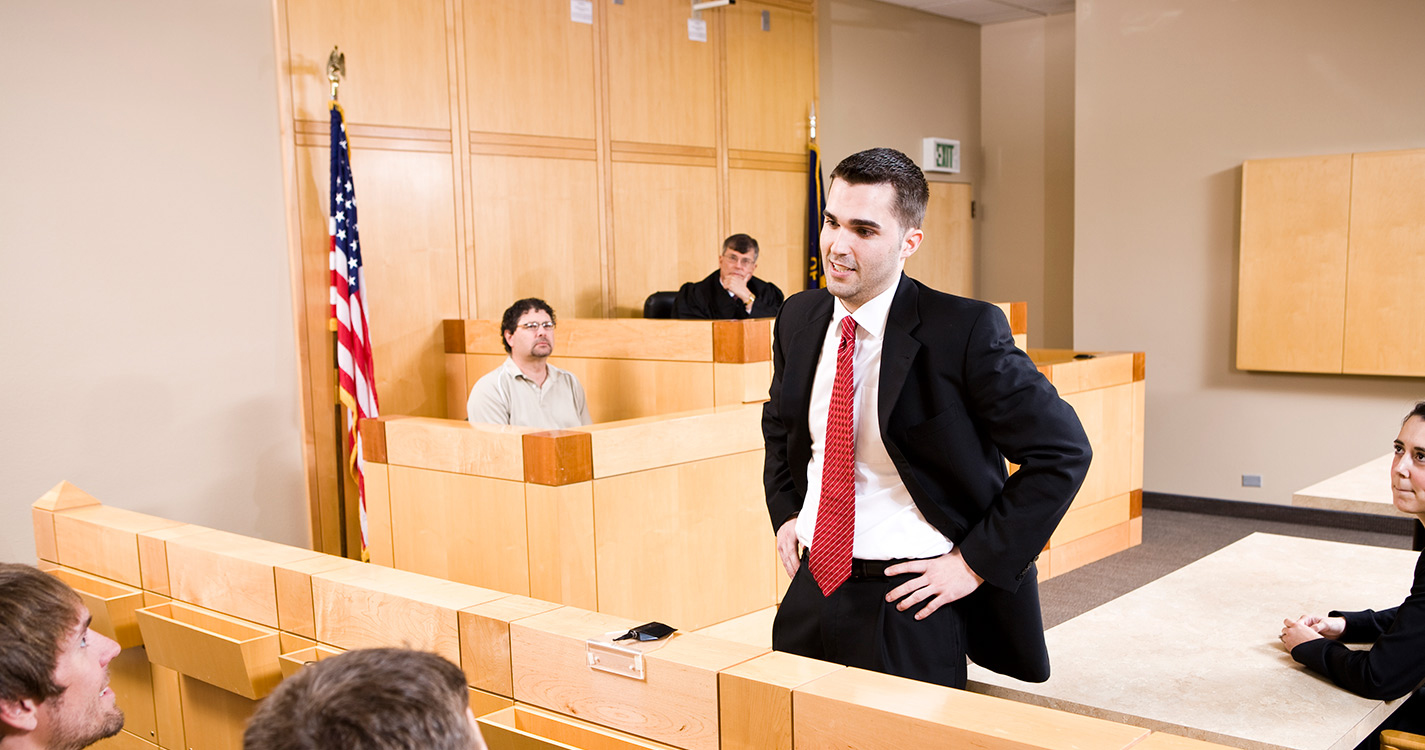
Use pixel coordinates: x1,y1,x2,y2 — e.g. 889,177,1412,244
1280,614,1347,650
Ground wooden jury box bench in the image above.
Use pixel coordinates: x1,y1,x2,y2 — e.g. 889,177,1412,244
33,482,1228,750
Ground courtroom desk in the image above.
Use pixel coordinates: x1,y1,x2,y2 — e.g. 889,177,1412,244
1029,348,1146,579
1293,454,1404,518
967,533,1416,750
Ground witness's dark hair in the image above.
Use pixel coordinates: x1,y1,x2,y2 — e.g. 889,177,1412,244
829,147,930,231
1406,402,1425,424
242,648,477,750
499,298,556,354
0,563,84,705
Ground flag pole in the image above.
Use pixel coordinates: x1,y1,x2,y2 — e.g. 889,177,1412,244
327,47,351,559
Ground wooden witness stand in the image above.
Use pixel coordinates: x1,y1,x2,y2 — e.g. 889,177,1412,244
362,311,1145,631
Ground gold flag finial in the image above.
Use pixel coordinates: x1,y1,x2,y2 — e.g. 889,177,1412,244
326,47,345,101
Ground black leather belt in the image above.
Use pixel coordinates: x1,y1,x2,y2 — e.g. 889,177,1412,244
802,550,919,579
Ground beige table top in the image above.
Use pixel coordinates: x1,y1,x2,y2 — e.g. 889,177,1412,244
1292,455,1408,518
967,533,1417,750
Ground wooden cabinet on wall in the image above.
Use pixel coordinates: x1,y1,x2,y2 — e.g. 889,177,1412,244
1236,148,1425,376
273,0,817,553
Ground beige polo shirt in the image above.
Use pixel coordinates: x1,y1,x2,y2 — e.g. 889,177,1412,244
466,357,592,429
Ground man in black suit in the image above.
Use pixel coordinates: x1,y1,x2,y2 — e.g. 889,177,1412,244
671,233,784,319
763,147,1091,688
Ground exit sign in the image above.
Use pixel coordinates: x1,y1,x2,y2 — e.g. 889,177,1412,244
922,138,960,174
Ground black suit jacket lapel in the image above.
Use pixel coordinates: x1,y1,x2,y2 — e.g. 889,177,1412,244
784,292,834,425
879,274,922,436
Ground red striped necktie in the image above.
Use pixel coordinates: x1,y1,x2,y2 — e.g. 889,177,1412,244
810,315,858,596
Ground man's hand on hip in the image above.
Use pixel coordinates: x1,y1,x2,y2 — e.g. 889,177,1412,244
776,518,801,578
884,548,984,620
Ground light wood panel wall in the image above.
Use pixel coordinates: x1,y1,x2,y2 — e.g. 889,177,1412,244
274,0,819,554
1236,147,1425,377
907,181,975,297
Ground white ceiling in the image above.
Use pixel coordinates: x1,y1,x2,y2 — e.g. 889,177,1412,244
878,0,1074,25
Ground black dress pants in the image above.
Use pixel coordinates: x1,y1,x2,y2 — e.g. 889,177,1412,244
772,554,969,689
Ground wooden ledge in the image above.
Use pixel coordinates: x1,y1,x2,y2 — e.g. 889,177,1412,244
522,431,593,486
712,319,772,363
1010,301,1028,335
443,319,467,354
33,480,102,511
360,416,391,464
1134,351,1147,382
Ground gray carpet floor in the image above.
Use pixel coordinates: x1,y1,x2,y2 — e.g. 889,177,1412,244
1038,507,1414,629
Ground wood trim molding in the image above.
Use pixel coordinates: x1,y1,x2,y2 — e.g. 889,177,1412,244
757,0,814,11
295,120,454,153
610,141,718,168
469,132,597,161
360,417,389,465
1009,302,1028,336
712,319,773,363
443,319,467,354
728,149,807,173
522,431,594,486
1130,489,1143,519
1133,352,1146,382
33,480,101,511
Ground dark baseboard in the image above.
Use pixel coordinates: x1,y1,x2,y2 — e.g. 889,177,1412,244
1142,491,1416,536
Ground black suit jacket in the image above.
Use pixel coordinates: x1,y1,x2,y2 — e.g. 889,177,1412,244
672,271,784,319
1292,546,1425,701
762,274,1091,681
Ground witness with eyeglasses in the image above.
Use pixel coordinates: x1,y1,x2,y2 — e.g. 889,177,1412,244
465,298,591,429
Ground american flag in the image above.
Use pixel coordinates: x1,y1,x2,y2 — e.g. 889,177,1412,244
329,101,378,556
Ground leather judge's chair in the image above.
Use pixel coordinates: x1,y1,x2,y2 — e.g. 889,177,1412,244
643,291,678,319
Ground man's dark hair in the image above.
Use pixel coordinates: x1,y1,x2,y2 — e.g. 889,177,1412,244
723,233,760,260
242,648,477,750
1406,401,1425,424
829,147,930,231
499,298,556,354
0,563,84,706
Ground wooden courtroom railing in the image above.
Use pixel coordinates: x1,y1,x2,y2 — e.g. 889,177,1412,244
441,303,1028,423
32,482,1230,750
362,404,772,631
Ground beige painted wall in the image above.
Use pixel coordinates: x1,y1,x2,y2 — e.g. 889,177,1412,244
0,0,306,561
980,13,1075,347
819,0,980,284
1076,0,1425,504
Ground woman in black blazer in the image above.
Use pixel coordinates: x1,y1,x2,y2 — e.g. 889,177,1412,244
1282,401,1425,748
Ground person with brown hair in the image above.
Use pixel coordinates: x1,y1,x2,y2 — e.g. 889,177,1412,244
764,147,1090,689
242,648,487,750
672,233,785,320
1281,401,1425,748
0,563,124,750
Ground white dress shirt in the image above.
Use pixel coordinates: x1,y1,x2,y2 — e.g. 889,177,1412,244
796,282,953,561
